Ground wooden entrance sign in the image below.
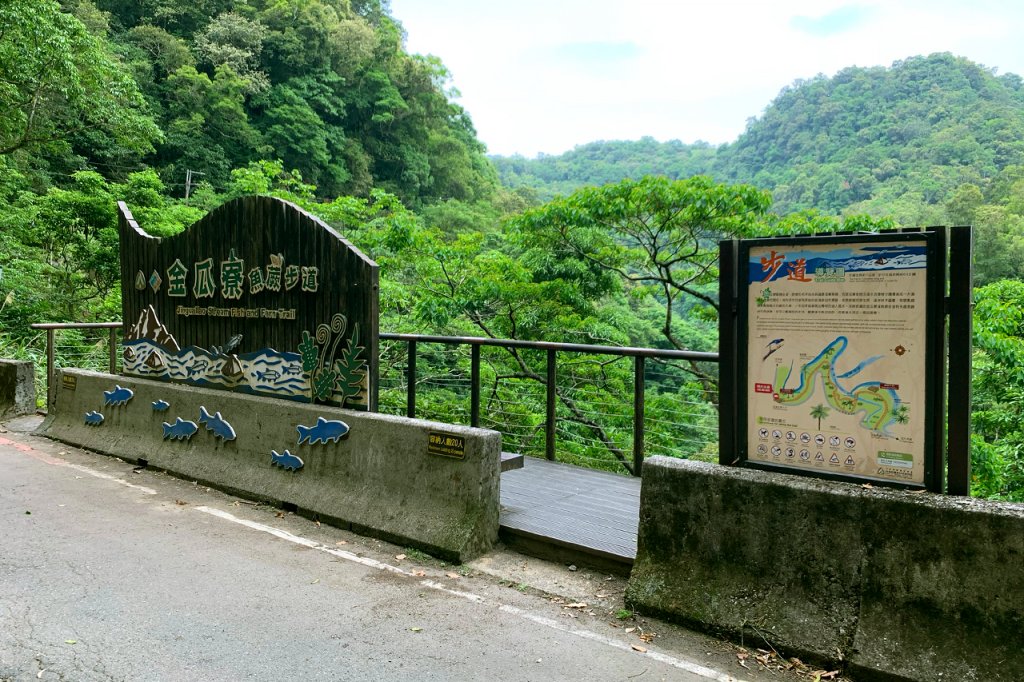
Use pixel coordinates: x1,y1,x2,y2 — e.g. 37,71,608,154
118,196,378,410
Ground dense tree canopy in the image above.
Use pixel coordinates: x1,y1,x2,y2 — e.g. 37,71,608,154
0,0,160,162
40,0,501,205
971,279,1024,500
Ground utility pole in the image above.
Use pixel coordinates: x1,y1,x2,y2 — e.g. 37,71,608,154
184,169,205,203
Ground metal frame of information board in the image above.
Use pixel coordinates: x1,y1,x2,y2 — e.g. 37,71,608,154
719,227,972,494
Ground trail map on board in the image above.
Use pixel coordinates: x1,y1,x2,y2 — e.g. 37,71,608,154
745,240,927,484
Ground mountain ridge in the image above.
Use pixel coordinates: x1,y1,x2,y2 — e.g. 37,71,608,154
490,53,1024,223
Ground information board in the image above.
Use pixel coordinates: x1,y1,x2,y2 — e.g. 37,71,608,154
739,235,934,486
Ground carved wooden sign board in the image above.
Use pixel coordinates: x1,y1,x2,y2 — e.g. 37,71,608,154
118,196,379,410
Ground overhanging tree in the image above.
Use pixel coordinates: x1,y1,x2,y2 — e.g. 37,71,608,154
509,175,773,404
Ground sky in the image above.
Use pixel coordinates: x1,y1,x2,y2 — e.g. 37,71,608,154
388,0,1024,158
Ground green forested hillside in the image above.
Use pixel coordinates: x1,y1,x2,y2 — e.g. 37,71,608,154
494,138,718,202
494,53,1024,213
492,54,1024,285
5,0,497,206
723,54,1024,217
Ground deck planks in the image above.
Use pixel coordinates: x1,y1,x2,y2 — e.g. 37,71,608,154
499,457,641,564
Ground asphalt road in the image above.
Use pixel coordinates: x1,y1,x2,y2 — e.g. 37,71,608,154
0,421,807,682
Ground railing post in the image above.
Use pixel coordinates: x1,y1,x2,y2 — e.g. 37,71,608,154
406,340,417,418
947,226,973,495
46,328,55,413
108,326,118,374
633,355,645,477
929,226,949,493
546,348,556,461
718,238,739,466
470,344,480,427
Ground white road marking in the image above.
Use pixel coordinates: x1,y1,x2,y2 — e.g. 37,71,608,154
419,579,487,603
194,505,750,682
195,505,413,574
63,462,158,495
0,435,157,495
497,604,745,681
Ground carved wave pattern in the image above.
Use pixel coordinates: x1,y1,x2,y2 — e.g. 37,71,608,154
123,339,308,400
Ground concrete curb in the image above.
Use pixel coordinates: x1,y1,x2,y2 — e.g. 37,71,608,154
625,456,1024,682
40,369,502,562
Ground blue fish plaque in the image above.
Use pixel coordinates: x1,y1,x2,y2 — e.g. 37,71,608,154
296,417,350,445
162,418,198,441
198,406,237,441
271,449,304,471
103,385,134,407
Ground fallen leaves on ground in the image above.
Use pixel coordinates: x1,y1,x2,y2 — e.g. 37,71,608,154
395,554,406,561
175,500,187,505
735,646,848,681
445,572,461,579
631,645,647,653
564,602,588,609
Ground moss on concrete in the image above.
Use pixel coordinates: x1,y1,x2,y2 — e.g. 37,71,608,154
627,457,1024,681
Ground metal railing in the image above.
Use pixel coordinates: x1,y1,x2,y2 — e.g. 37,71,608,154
27,322,721,476
378,334,719,475
29,322,123,410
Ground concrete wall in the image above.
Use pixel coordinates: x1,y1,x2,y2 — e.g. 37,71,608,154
625,457,1024,682
0,359,36,419
40,369,502,562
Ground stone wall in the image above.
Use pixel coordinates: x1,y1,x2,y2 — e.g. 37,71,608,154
0,359,36,419
625,456,1024,682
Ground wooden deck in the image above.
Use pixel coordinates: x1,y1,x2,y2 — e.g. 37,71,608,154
499,457,641,569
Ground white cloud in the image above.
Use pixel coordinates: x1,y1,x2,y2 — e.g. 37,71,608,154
390,0,1024,157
